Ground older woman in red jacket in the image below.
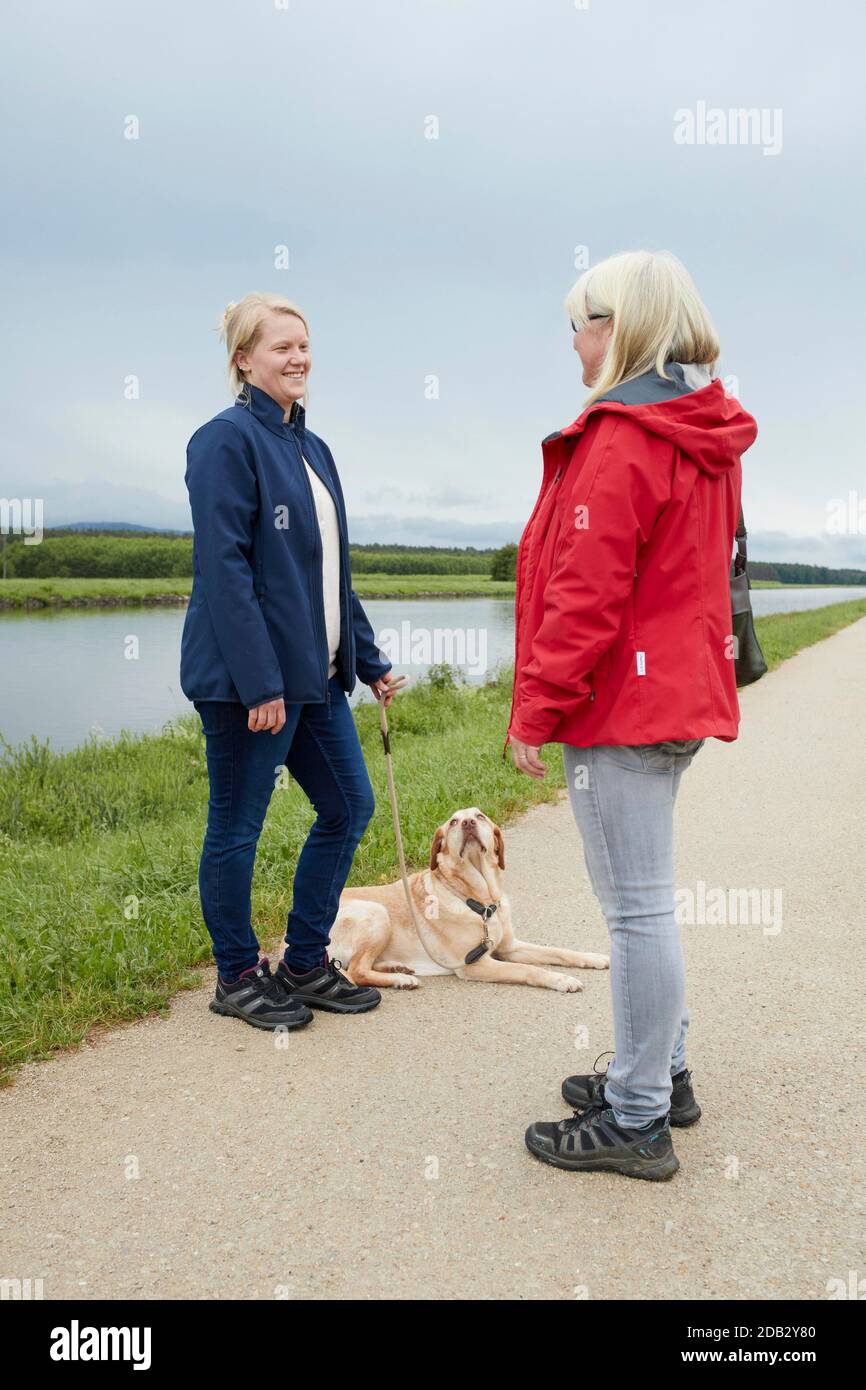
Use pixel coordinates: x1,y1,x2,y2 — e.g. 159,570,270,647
506,251,757,1180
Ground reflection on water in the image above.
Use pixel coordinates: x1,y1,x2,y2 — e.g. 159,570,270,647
0,588,862,753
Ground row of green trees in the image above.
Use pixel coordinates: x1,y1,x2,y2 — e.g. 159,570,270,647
748,560,866,585
2,531,505,579
488,547,866,586
1,531,862,586
4,535,192,578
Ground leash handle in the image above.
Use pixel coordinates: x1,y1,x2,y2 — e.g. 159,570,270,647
375,673,409,756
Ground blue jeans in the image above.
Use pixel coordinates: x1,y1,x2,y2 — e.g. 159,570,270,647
562,740,704,1128
194,674,375,980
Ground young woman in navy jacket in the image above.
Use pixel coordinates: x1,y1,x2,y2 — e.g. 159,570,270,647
180,293,397,1030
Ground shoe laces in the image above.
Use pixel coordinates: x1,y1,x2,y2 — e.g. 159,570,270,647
561,1095,608,1135
591,1049,614,1080
570,1051,614,1114
250,958,287,1003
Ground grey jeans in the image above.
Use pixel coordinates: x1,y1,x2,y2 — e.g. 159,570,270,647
562,739,705,1128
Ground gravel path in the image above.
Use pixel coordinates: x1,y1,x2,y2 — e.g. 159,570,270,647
3,619,864,1300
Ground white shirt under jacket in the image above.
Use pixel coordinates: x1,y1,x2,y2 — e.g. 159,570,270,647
301,454,341,679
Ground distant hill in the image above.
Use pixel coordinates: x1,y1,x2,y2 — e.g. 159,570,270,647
63,521,188,535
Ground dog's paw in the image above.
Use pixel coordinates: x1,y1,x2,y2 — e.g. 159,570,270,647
580,953,610,970
376,961,416,974
555,975,584,993
392,974,420,990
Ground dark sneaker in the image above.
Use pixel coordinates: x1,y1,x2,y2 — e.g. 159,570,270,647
525,1101,679,1181
276,956,381,1014
562,1055,701,1127
209,957,314,1032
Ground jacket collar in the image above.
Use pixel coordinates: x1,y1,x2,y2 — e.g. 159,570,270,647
236,382,306,438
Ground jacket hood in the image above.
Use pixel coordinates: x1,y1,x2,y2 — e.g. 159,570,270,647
564,363,758,479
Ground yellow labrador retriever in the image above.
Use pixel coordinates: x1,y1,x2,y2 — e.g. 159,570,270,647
328,806,609,990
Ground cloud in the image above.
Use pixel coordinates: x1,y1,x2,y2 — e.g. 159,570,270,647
749,530,866,569
346,513,518,549
19,476,192,533
358,484,486,508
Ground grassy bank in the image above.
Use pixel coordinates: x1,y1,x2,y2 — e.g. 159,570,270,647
0,574,515,609
1,598,864,1083
0,577,192,608
2,574,863,609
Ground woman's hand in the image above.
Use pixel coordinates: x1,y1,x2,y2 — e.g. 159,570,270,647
248,697,286,734
509,736,547,780
369,671,400,708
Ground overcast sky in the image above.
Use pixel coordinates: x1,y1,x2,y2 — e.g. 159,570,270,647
3,0,864,565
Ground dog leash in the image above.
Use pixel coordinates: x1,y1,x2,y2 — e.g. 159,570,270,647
374,677,493,965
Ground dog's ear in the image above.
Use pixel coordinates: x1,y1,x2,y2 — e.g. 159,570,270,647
492,821,505,870
429,826,445,871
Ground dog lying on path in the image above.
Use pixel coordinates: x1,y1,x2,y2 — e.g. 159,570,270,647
328,806,609,991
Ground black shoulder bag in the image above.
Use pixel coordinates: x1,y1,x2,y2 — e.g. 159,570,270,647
730,507,768,687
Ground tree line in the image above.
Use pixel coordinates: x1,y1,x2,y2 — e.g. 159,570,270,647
1,530,863,586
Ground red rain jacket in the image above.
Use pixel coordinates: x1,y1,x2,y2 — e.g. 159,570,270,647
503,368,758,755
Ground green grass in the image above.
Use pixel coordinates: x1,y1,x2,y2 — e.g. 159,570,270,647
754,597,866,669
4,574,865,608
0,577,192,608
1,600,865,1083
353,574,514,597
0,574,514,608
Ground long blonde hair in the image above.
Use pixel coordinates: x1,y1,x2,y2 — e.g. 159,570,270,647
565,251,720,407
216,292,310,403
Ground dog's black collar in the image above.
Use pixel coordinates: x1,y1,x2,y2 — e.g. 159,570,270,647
432,873,501,965
465,896,500,922
434,872,500,922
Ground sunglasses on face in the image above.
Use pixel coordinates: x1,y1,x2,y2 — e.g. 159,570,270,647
571,313,611,333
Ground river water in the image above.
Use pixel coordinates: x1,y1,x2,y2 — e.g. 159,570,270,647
0,588,862,753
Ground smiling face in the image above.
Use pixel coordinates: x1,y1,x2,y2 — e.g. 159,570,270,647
235,309,310,411
429,807,505,873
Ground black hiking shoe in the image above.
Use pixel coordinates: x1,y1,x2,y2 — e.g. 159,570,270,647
275,956,381,1014
525,1100,680,1181
562,1053,701,1127
209,957,314,1032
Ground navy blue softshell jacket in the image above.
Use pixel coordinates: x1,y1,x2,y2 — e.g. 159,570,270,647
179,383,392,711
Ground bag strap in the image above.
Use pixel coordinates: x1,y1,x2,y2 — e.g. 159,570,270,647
733,505,747,577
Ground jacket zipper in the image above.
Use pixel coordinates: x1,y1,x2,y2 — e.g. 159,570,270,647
291,432,331,713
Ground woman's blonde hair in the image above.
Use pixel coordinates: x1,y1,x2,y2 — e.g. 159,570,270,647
216,292,310,403
565,251,720,407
